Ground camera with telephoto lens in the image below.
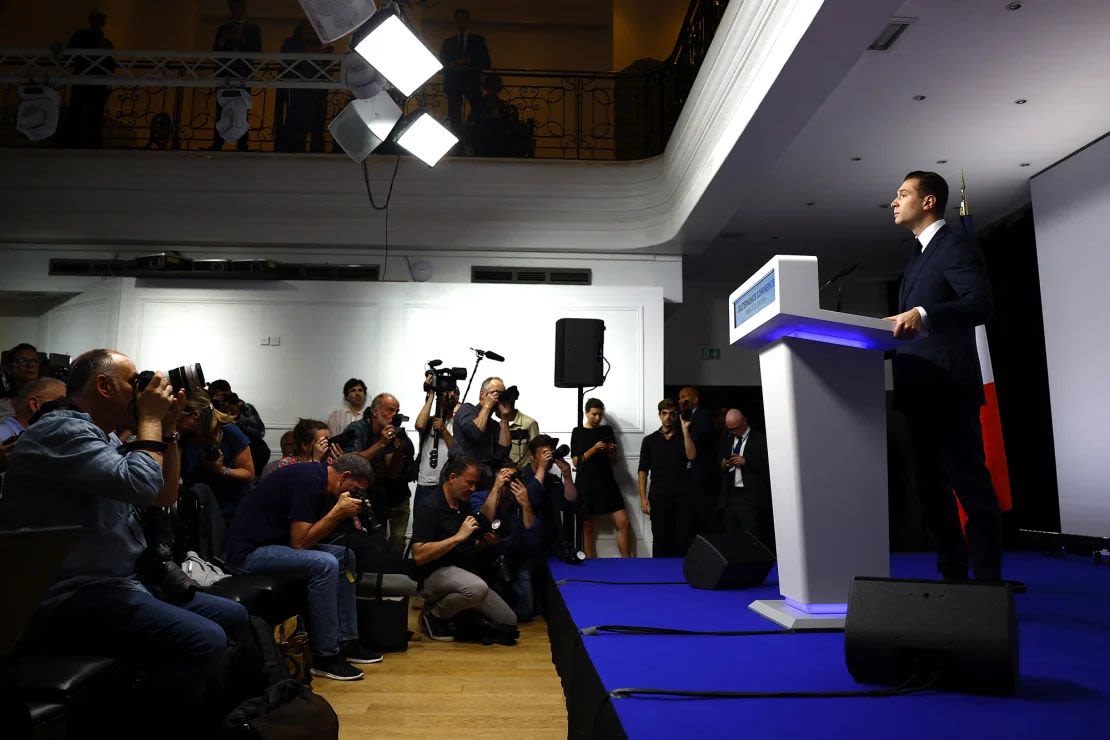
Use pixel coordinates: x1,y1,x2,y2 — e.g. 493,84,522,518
134,363,206,397
474,510,502,537
137,542,199,604
351,488,384,533
391,413,409,429
500,385,520,406
424,363,468,394
329,427,358,451
546,437,571,459
559,540,587,565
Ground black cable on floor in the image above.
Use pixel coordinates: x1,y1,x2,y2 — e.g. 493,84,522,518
609,671,939,700
556,579,688,586
580,624,794,637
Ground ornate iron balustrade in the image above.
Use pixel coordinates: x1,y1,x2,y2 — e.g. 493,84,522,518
0,48,621,159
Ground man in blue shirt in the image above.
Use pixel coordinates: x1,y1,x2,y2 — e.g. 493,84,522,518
0,349,248,734
224,454,382,681
449,376,512,488
0,377,65,472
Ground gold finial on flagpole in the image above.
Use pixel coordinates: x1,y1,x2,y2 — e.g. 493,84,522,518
959,170,971,217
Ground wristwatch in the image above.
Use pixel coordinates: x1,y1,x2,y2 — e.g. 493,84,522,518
163,431,180,445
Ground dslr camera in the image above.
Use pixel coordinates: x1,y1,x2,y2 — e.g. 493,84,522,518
329,427,358,451
500,385,520,406
134,363,206,397
424,360,468,394
350,488,384,533
391,413,410,429
137,542,199,604
546,437,571,459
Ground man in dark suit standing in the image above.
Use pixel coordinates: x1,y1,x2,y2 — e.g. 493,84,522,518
678,386,721,537
439,8,492,139
718,409,774,549
885,170,1002,583
210,0,262,151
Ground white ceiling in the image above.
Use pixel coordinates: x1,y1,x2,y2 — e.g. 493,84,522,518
696,0,1110,280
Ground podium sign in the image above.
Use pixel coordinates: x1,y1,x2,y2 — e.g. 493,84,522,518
728,255,896,629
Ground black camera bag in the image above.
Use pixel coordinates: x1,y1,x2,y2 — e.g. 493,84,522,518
355,571,411,652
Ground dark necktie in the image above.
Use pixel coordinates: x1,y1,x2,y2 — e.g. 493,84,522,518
732,436,741,455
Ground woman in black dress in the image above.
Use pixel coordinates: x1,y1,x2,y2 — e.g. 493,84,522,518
571,398,631,558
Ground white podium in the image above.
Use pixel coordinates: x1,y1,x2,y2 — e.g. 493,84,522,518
728,255,897,630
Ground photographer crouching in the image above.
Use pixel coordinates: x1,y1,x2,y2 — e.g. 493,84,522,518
0,350,248,738
411,456,519,643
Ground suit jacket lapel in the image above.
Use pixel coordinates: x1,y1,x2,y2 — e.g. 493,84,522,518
899,224,950,309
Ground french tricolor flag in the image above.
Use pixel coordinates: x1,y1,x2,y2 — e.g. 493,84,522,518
973,325,1013,513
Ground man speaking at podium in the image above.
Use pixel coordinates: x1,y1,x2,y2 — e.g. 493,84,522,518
884,170,1002,583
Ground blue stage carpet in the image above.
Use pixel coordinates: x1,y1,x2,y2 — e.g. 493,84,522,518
547,552,1110,740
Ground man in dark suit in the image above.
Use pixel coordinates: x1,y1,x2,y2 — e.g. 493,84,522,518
718,409,773,548
884,170,1002,582
210,0,262,151
678,386,722,537
438,8,492,138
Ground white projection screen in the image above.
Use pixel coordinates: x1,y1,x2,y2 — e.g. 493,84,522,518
1030,134,1110,538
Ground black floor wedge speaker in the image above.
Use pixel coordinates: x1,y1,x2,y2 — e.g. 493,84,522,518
554,318,605,388
844,577,1019,695
683,532,775,590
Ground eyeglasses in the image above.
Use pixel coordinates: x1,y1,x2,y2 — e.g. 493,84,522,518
11,358,40,367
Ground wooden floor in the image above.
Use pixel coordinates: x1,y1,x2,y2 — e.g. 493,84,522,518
314,602,568,739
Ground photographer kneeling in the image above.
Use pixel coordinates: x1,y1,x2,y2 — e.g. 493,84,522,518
411,456,518,642
223,454,384,681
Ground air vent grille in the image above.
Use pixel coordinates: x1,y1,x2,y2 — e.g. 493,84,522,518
471,267,592,286
868,18,914,51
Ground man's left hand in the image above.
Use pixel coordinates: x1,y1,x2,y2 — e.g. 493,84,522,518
883,308,924,339
510,479,530,507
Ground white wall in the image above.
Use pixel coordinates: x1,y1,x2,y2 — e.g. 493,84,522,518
42,278,664,556
1031,134,1110,538
0,317,44,353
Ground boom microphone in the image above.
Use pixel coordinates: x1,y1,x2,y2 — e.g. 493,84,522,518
427,359,443,368
471,348,505,362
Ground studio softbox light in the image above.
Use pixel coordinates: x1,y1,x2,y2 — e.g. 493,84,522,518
329,90,403,162
299,0,378,43
395,110,457,167
352,9,441,97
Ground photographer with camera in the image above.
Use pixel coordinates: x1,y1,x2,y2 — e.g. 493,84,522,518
470,461,545,621
0,349,249,735
340,392,415,552
0,377,65,472
638,399,696,556
223,454,384,680
414,368,460,508
180,391,255,524
411,456,518,642
450,376,511,488
500,385,539,467
277,418,342,469
520,434,578,556
207,378,269,476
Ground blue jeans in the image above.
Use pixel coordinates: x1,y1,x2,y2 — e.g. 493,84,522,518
240,543,358,656
33,579,248,720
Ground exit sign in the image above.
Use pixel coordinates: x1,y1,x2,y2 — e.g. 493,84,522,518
700,347,722,360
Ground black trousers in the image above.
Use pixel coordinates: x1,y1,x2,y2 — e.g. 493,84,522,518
723,489,774,551
904,401,1002,581
648,492,690,557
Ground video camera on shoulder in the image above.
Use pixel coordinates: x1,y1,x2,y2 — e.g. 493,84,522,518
134,363,206,397
424,359,468,394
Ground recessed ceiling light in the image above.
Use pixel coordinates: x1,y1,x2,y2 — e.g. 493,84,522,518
936,159,947,164
851,156,862,161
1015,98,1027,104
805,202,816,206
1006,2,1023,10
913,95,927,101
1020,162,1031,167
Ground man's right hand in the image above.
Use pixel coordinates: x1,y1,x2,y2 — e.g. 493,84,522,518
335,491,364,519
138,372,175,422
640,498,651,515
431,418,446,433
456,516,478,541
492,467,513,492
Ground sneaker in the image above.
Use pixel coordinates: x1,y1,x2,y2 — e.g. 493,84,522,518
422,611,455,642
310,654,364,681
342,641,384,664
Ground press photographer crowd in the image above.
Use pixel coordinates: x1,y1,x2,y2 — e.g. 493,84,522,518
0,341,765,736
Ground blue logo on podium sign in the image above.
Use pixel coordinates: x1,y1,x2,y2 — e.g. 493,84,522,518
733,270,776,328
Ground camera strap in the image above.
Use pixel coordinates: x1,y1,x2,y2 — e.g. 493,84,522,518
118,439,169,454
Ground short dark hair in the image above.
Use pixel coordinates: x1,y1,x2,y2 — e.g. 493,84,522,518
904,170,949,214
6,343,37,361
66,349,116,395
528,434,556,454
292,418,329,452
331,453,373,484
657,398,677,412
443,455,479,481
343,378,366,396
207,379,232,394
584,397,605,413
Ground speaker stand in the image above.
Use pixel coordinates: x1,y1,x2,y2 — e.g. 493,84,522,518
749,599,845,631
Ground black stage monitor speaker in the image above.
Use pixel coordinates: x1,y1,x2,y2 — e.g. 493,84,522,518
683,532,775,590
554,318,605,388
844,577,1018,695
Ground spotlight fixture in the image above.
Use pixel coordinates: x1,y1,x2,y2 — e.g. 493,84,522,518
16,85,60,142
1006,2,1023,10
394,110,458,167
912,95,927,101
353,8,442,97
936,159,948,164
329,90,403,162
850,156,862,161
805,202,816,206
215,88,252,142
299,0,379,43
1020,162,1031,167
1014,98,1027,104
